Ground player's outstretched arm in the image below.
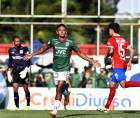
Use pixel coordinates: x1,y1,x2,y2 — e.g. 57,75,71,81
75,50,100,67
127,46,134,70
24,43,49,60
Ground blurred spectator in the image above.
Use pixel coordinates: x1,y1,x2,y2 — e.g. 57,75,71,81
45,72,55,88
33,74,47,87
71,68,82,88
86,78,93,88
91,66,99,88
80,66,92,88
96,68,109,88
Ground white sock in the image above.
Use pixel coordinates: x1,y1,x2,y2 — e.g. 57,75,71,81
53,100,61,113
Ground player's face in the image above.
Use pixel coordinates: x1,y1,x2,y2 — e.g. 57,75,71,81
109,29,114,36
13,38,21,47
56,26,67,38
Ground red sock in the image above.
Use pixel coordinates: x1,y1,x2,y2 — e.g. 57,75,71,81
125,81,140,88
105,87,116,109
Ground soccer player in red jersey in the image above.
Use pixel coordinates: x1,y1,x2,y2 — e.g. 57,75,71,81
99,23,140,113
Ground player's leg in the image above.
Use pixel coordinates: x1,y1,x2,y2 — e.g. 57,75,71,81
23,84,30,110
12,70,21,110
55,80,64,100
98,68,118,113
61,72,71,108
104,82,116,109
120,80,140,88
61,81,70,107
54,71,70,106
13,83,19,108
50,80,64,117
62,81,69,96
98,81,116,113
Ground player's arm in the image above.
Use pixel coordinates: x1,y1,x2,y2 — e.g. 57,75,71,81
104,47,113,65
71,40,100,66
127,46,134,63
7,49,13,82
7,49,13,70
76,50,93,64
105,47,113,58
127,46,134,70
75,49,99,66
24,47,31,66
105,37,114,59
24,43,49,60
31,43,49,57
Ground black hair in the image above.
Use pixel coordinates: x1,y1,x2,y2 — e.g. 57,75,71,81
108,23,120,33
12,36,20,41
56,24,67,30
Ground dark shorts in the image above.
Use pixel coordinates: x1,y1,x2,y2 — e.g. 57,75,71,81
12,71,29,85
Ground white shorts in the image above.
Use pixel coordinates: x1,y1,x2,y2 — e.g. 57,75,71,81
53,71,69,85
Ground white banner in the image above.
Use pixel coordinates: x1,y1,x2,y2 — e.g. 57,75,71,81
6,87,140,110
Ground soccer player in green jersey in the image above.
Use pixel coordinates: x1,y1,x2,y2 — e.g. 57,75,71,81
24,24,99,117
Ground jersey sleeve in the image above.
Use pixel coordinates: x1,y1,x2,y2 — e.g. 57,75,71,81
47,39,53,48
24,47,30,54
8,48,13,68
107,38,114,48
71,41,79,52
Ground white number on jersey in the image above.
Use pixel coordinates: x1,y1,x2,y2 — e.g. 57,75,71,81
116,39,125,59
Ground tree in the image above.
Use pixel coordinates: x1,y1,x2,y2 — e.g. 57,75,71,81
0,0,120,43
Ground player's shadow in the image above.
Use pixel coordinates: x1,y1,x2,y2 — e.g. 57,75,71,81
57,112,120,118
123,111,140,113
57,113,99,118
57,111,126,118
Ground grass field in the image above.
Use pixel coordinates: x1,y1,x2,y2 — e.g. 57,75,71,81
0,110,140,118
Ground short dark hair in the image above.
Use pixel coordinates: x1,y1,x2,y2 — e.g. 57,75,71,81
12,36,20,41
108,23,120,33
56,24,67,30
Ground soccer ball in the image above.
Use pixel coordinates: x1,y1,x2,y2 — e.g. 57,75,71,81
0,72,8,108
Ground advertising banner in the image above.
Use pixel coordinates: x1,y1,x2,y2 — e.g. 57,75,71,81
6,87,140,110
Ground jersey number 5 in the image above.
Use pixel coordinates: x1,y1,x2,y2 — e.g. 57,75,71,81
118,42,125,58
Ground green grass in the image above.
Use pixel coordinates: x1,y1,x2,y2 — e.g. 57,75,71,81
0,110,140,118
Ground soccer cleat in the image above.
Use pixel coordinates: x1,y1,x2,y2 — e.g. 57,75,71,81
97,107,110,113
49,111,57,118
23,106,30,111
64,91,70,108
10,107,20,111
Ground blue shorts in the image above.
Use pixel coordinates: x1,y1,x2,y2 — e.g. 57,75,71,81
111,68,126,83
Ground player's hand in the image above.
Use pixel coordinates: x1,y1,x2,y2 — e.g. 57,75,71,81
24,53,33,61
127,61,132,70
93,60,101,67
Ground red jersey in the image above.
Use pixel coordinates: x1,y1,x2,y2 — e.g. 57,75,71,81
107,36,130,69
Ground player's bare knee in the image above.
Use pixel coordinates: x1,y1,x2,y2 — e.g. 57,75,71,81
23,87,29,92
13,85,19,92
109,83,116,88
120,81,126,88
120,84,126,88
